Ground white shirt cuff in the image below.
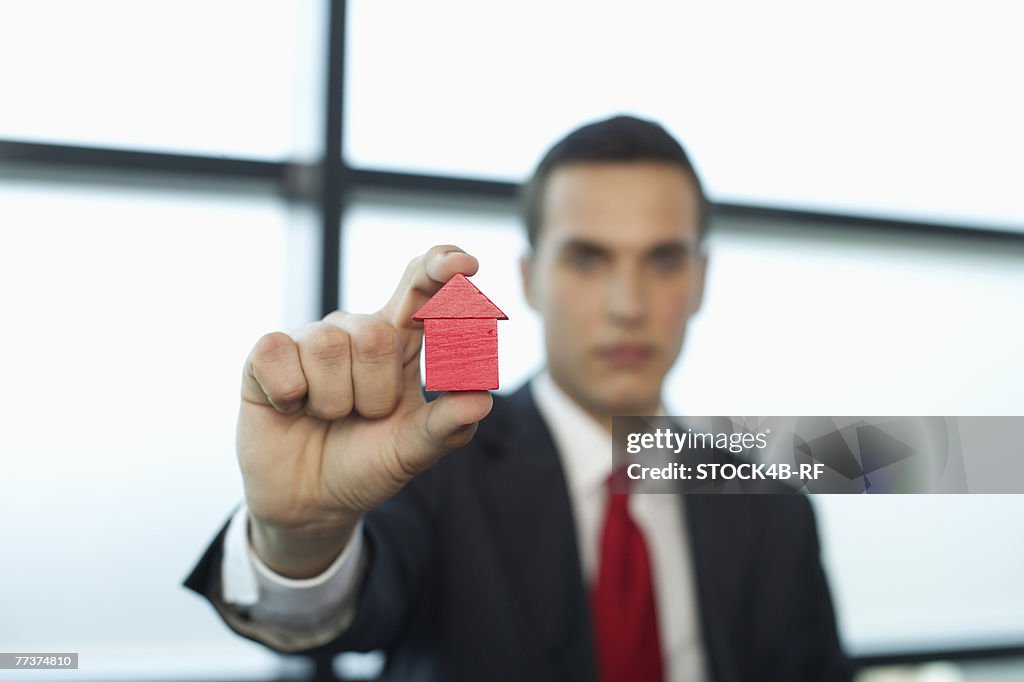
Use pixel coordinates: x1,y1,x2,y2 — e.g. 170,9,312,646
220,503,367,634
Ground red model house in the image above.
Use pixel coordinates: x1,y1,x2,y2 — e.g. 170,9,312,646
412,273,508,391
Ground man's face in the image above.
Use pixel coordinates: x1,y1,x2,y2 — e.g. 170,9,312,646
521,161,708,417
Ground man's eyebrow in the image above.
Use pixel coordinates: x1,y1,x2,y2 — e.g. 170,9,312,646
556,238,697,257
650,240,697,255
558,239,612,255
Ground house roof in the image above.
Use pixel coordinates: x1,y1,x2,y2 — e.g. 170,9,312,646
412,273,508,320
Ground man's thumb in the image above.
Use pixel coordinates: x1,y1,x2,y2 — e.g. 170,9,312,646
402,391,494,471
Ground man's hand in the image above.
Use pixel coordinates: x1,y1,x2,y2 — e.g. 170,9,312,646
237,245,493,578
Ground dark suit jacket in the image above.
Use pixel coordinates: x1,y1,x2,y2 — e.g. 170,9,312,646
184,383,853,682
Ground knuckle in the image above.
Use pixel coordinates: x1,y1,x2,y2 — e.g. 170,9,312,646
350,317,400,361
320,309,349,326
401,254,426,283
276,379,308,405
251,333,307,405
446,422,478,449
306,324,350,364
384,450,424,488
253,331,295,367
428,244,460,258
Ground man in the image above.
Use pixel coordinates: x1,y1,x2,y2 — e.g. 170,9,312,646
184,115,853,681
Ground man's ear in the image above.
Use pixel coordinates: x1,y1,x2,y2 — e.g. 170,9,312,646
519,252,537,311
689,250,709,316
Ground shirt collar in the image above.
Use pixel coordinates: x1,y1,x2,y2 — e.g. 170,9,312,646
530,369,668,497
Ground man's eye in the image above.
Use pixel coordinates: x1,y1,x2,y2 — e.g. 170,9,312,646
568,250,602,270
650,250,685,272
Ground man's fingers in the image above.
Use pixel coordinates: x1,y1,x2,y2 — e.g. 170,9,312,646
337,313,403,418
391,391,494,477
293,322,354,420
300,311,405,420
242,332,308,413
376,245,479,363
244,245,479,421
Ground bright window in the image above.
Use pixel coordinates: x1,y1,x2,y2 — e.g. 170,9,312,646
0,1,325,160
345,0,1024,231
0,181,318,680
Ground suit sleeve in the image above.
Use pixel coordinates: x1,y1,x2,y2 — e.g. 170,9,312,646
782,496,855,682
182,475,439,658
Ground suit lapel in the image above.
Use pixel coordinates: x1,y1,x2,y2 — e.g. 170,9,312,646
478,383,598,682
683,494,750,682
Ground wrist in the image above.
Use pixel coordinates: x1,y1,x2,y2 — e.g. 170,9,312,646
247,513,362,580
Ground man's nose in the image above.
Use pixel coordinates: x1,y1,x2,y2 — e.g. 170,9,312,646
608,269,648,326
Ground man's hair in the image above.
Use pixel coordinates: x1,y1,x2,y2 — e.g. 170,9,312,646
520,114,710,250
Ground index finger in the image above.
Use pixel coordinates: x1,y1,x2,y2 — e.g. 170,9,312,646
375,244,479,361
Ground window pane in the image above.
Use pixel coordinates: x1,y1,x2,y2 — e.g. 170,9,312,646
0,0,325,160
345,0,1024,232
0,181,318,680
341,196,1024,656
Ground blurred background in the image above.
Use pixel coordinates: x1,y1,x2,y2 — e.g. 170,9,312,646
1,1,1022,680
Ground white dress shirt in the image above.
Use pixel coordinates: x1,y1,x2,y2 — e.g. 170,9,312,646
214,505,368,651
218,371,708,680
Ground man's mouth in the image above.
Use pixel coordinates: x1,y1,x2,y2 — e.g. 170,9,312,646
597,343,655,368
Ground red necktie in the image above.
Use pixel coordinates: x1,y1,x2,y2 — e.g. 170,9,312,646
591,473,665,682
